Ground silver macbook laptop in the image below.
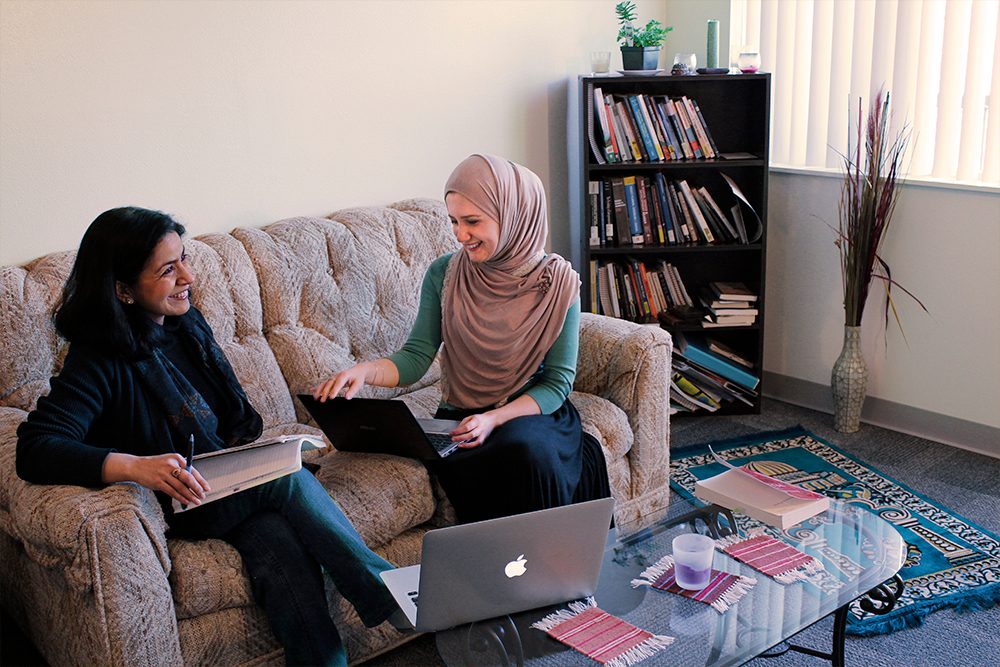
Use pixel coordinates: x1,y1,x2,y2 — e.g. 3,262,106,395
297,395,466,461
380,497,615,632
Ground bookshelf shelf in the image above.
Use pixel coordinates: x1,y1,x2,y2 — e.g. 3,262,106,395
574,73,770,416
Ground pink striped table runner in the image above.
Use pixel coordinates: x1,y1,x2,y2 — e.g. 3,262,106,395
715,529,824,584
630,554,757,613
531,598,673,667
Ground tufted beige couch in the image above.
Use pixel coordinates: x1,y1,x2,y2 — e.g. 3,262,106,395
0,198,672,666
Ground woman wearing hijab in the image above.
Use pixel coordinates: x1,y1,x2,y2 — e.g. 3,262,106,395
17,207,402,667
314,154,610,523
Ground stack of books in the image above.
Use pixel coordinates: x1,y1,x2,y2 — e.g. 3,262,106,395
701,281,758,328
669,332,759,414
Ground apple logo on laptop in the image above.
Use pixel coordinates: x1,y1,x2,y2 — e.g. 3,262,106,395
504,554,527,578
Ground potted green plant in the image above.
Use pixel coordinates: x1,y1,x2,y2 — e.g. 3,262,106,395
616,1,672,71
831,89,927,433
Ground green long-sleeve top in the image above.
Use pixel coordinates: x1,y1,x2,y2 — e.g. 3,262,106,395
388,254,580,414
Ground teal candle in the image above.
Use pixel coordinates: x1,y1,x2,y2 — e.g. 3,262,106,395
706,19,719,68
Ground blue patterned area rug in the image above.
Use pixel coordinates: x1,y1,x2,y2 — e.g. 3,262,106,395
669,426,1000,636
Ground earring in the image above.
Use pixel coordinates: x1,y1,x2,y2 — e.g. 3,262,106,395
124,297,134,305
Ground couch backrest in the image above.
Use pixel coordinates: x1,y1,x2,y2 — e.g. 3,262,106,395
232,199,458,412
0,235,296,429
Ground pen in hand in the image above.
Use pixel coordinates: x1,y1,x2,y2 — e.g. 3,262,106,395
181,434,195,510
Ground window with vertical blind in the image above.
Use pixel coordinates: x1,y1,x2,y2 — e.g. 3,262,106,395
730,0,1000,188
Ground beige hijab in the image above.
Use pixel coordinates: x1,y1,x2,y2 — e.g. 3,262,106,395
441,154,580,409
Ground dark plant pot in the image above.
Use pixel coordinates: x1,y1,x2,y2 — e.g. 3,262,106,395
621,46,661,70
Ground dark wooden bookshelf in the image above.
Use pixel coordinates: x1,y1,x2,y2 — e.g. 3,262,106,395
574,72,770,416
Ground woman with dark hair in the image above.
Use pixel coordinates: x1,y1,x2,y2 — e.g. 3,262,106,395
314,155,611,524
17,207,400,667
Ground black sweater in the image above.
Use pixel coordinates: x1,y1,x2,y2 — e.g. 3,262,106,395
16,308,261,487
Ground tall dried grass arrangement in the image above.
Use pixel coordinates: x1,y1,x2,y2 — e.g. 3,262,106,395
837,90,926,331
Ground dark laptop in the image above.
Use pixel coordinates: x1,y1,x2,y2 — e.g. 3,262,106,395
297,395,464,461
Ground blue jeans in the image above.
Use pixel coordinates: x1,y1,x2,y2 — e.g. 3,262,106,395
167,469,397,666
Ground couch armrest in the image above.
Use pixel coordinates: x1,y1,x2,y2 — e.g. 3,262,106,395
575,313,672,528
3,460,183,665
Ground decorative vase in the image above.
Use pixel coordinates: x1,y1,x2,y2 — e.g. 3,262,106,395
831,325,868,433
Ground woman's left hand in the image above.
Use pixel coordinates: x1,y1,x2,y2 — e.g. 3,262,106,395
452,412,499,449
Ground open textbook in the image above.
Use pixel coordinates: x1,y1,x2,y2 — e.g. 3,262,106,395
172,435,325,513
694,447,829,529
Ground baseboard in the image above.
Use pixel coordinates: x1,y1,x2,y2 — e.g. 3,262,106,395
763,371,1000,459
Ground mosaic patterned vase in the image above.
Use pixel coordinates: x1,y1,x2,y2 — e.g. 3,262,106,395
831,325,868,433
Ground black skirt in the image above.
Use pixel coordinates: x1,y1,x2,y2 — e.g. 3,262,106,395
431,400,611,524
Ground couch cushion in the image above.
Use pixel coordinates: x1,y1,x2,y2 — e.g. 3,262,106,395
231,199,459,409
570,391,633,504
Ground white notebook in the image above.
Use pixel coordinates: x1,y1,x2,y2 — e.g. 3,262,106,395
172,435,324,513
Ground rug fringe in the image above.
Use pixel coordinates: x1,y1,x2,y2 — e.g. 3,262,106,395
529,597,596,632
604,634,675,667
630,554,674,588
848,583,1000,637
709,574,758,613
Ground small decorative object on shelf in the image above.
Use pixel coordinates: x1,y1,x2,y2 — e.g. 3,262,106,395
737,50,761,73
576,72,770,416
706,20,720,68
831,89,926,433
673,52,697,75
616,1,672,71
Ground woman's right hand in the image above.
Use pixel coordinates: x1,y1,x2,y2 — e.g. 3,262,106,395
314,363,371,402
102,452,210,507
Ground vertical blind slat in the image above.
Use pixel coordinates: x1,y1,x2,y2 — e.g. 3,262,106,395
931,0,972,179
806,0,836,167
890,0,923,173
789,1,815,166
956,0,998,181
982,9,1000,183
910,0,947,177
826,1,856,169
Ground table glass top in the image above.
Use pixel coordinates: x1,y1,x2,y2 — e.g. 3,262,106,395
436,497,905,666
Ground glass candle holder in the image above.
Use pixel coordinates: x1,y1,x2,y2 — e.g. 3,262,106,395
672,52,697,75
737,51,761,74
590,51,611,74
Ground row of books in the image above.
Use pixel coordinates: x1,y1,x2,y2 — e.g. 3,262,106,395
670,332,760,415
588,174,755,248
592,89,719,164
588,257,760,331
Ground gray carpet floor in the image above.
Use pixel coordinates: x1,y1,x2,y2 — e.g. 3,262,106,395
360,397,1000,667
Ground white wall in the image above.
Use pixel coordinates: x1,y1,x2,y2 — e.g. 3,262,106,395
0,0,653,266
767,171,1000,430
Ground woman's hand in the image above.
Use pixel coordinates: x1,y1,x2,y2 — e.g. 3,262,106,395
103,452,210,507
313,364,371,402
452,412,500,449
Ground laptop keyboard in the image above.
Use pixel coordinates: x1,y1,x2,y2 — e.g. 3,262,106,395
426,432,457,454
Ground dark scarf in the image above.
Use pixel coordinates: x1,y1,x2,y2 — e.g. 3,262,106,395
135,308,262,455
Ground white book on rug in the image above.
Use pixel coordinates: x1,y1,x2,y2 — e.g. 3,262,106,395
694,447,829,529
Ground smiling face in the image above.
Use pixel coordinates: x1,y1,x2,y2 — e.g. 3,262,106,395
117,231,194,325
446,192,501,263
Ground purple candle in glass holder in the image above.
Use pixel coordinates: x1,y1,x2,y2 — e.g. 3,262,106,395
672,533,715,590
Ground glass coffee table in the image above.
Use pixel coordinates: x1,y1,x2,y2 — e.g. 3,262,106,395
435,497,905,667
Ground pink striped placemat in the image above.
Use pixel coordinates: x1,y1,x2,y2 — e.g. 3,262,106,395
715,529,824,584
531,598,673,667
630,554,757,613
